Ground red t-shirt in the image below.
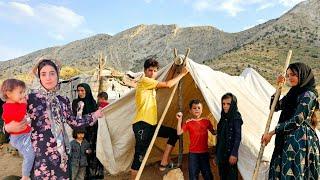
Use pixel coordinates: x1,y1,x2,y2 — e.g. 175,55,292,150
2,102,30,135
182,118,213,153
99,101,109,108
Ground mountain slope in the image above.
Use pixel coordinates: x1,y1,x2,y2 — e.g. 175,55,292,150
0,24,260,78
206,0,320,82
0,0,319,83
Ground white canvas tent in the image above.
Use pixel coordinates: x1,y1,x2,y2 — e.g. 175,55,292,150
96,57,280,180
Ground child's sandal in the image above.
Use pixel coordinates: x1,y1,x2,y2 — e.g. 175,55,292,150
159,162,175,172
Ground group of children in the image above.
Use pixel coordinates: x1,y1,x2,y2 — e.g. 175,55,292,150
130,58,242,180
0,78,109,180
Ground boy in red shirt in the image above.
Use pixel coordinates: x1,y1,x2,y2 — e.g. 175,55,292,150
176,99,215,180
1,79,34,180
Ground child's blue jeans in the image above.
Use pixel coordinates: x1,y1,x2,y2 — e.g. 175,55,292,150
10,132,35,176
188,152,213,180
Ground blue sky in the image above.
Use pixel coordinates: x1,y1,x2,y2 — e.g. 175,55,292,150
0,0,305,61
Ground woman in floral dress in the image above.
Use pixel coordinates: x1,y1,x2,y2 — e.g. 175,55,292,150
4,59,103,179
262,62,320,179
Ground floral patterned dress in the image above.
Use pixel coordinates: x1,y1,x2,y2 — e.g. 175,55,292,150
27,89,97,179
269,91,320,179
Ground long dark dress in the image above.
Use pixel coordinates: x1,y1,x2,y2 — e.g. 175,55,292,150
216,117,242,180
28,90,96,179
0,98,9,144
268,91,320,179
216,93,243,180
268,63,320,179
72,83,104,179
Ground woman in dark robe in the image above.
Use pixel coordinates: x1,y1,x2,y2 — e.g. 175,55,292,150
216,93,243,180
262,62,320,179
72,83,104,179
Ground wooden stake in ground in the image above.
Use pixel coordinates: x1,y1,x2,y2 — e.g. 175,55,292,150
252,50,292,180
98,52,107,93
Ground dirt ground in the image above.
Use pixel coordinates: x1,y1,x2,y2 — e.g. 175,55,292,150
0,154,217,180
105,155,223,180
0,144,22,179
0,144,241,180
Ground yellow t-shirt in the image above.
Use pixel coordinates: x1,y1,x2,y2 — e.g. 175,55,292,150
133,76,159,125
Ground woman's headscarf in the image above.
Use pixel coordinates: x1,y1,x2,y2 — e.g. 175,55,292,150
217,93,242,163
73,83,97,115
220,93,242,121
287,62,318,97
33,58,69,168
281,62,318,121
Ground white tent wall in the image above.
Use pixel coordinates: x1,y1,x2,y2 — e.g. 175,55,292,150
187,61,280,179
96,63,173,174
97,58,280,179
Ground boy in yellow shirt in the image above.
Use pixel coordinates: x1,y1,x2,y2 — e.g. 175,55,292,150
131,58,188,179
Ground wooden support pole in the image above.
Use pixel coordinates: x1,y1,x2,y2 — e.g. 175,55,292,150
252,50,292,180
135,83,179,180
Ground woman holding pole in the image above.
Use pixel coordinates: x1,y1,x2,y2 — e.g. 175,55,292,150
261,62,320,179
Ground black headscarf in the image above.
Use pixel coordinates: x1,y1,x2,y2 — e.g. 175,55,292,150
279,62,318,123
274,63,318,153
72,83,97,115
220,93,242,121
217,93,243,163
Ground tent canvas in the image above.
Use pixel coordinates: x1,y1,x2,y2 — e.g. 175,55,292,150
96,57,280,180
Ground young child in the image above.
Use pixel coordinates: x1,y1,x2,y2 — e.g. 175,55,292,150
216,93,243,180
176,99,215,180
97,91,109,108
1,79,34,180
70,128,91,180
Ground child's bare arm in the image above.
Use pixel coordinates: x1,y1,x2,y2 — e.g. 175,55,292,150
176,112,184,135
209,128,217,135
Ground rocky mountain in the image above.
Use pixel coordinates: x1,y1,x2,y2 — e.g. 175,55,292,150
0,0,319,83
206,0,320,82
0,24,252,78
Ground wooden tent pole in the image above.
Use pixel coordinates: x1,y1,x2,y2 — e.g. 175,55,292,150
177,48,190,167
252,50,292,179
135,83,179,180
98,52,105,93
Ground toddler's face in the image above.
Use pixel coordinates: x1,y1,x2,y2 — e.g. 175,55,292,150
76,133,85,140
98,97,107,104
6,86,26,103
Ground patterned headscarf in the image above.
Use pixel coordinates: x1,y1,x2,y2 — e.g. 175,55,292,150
35,59,70,168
